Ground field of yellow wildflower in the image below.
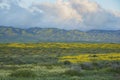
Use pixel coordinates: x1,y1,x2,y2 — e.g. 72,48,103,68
60,53,120,63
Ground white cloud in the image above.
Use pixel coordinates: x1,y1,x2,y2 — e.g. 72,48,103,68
0,0,120,30
0,0,10,10
31,0,83,29
0,3,10,10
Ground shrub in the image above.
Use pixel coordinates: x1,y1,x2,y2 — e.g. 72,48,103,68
63,64,83,76
92,61,105,69
80,62,94,70
45,65,53,69
70,64,82,72
92,61,111,69
63,70,83,76
89,54,98,57
10,69,37,78
108,64,120,74
63,61,71,65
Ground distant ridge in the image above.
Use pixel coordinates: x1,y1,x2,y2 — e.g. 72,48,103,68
0,26,120,43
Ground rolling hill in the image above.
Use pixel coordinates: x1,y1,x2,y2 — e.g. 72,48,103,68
0,26,120,43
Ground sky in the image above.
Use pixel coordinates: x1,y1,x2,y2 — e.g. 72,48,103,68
92,0,120,12
19,0,120,12
0,0,120,30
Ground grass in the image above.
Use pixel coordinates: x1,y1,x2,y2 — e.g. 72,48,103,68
0,64,119,80
0,43,119,80
10,69,37,77
0,66,119,80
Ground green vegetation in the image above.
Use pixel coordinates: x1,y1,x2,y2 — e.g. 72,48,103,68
0,43,119,80
0,26,120,43
10,69,37,77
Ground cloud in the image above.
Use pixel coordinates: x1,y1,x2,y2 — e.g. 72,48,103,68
0,0,10,10
0,0,120,30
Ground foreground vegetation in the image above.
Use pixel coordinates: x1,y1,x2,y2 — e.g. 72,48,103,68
0,43,120,80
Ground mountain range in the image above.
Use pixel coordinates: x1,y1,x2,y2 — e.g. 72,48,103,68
0,26,120,43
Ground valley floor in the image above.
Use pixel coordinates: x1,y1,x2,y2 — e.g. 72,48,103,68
0,43,119,80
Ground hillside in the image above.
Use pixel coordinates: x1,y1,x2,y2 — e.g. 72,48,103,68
0,26,120,43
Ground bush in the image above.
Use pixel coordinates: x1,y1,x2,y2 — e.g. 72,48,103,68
80,62,94,70
63,61,71,65
63,70,83,76
10,69,37,77
70,64,82,72
92,61,111,69
108,64,120,74
63,64,83,76
45,65,53,69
